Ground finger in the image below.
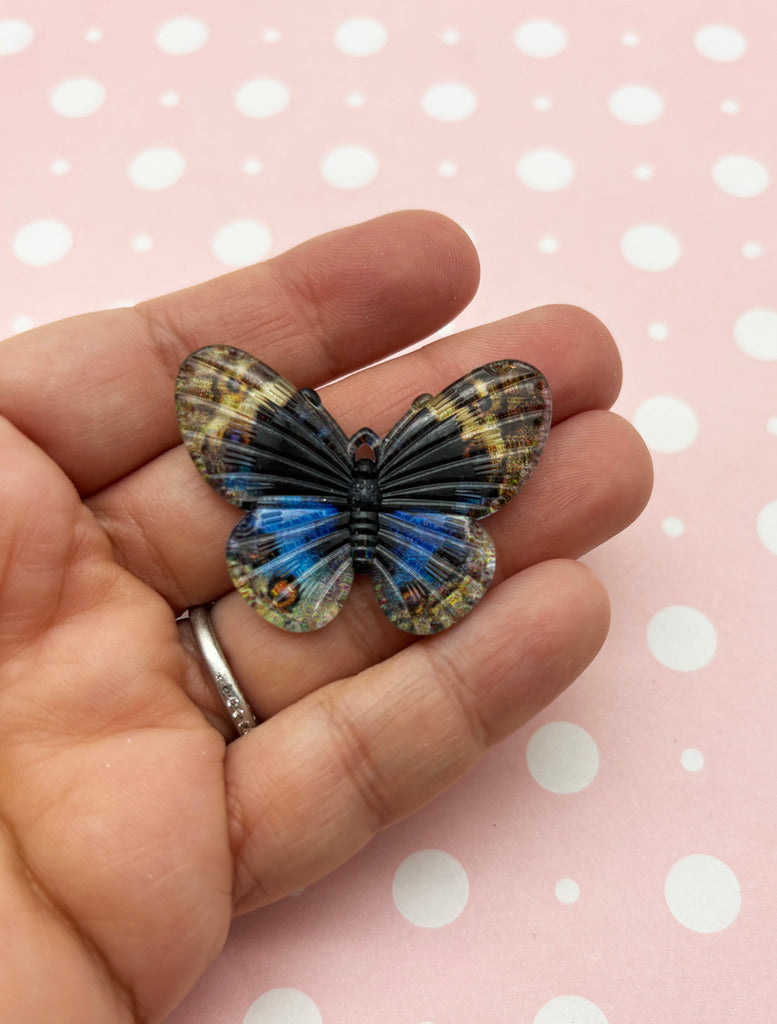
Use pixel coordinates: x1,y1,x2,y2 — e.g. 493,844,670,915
488,409,653,568
187,406,649,725
89,303,621,608
0,211,479,496
223,559,610,911
0,415,87,652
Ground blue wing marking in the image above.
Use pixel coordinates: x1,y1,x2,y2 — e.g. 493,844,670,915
226,502,353,632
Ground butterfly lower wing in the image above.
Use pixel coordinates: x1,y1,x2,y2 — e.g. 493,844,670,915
227,503,354,632
176,345,352,508
371,510,495,634
377,360,551,519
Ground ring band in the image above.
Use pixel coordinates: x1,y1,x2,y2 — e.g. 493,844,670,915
188,605,259,737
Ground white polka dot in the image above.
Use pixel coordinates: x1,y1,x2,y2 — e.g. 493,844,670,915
422,82,477,122
694,24,748,62
84,27,103,43
621,32,640,47
392,850,469,927
160,91,180,107
155,16,209,55
734,308,777,360
608,84,664,125
647,606,717,671
438,159,458,178
648,322,669,340
131,234,153,253
345,91,366,108
441,28,460,45
514,20,568,58
767,417,777,436
13,219,73,266
320,145,379,189
538,236,559,254
334,18,387,56
621,224,681,271
555,878,580,903
516,149,575,191
49,77,105,117
12,314,34,333
243,988,322,1024
662,517,685,537
527,722,599,794
235,79,290,118
51,157,71,175
261,28,281,43
712,155,769,197
532,94,553,111
128,147,185,190
0,18,33,55
212,220,272,268
243,157,263,175
757,500,777,554
534,994,610,1024
681,748,705,772
634,396,697,453
742,242,762,259
721,99,740,115
665,854,740,932
633,164,655,181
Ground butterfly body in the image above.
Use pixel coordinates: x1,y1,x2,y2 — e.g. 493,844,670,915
348,454,382,573
176,346,551,634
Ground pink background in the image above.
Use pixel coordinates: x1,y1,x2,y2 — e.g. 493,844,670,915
2,2,776,1022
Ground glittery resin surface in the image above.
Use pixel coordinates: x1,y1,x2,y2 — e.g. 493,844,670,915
176,345,551,633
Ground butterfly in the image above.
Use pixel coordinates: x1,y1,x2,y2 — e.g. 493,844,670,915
175,346,552,634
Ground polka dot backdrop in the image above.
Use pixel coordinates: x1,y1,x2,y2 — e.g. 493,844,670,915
2,1,776,1021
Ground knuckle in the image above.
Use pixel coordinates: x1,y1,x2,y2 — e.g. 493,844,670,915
319,688,399,834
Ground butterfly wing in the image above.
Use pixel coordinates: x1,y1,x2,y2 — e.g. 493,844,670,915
371,509,495,634
377,360,551,518
176,345,355,631
227,503,353,631
372,360,551,633
175,345,353,508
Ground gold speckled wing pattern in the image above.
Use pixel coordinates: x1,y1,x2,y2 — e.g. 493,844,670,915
175,345,352,509
371,510,496,634
377,360,552,519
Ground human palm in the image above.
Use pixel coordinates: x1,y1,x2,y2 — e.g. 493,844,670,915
0,212,651,1023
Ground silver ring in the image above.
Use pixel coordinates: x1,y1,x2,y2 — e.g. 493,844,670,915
188,605,259,737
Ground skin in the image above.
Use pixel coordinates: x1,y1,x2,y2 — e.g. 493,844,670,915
0,211,652,1024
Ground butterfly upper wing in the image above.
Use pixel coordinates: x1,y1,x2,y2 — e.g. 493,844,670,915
377,360,552,518
176,345,354,631
175,345,353,508
371,360,551,633
370,510,495,634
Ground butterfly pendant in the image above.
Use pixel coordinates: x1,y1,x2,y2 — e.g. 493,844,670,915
175,346,552,634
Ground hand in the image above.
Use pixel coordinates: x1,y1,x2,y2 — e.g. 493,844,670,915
0,211,651,1023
